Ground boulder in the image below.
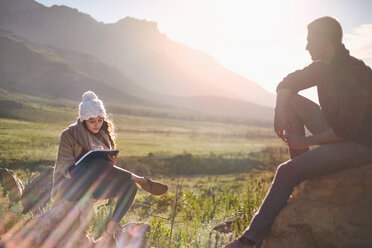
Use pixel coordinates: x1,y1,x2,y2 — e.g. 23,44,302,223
0,168,24,202
263,162,372,248
20,167,53,213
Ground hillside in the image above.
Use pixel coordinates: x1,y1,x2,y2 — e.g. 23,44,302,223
0,34,153,106
0,32,274,120
0,0,275,107
46,45,152,98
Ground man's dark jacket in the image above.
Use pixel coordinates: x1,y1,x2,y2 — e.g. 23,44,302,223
277,44,372,148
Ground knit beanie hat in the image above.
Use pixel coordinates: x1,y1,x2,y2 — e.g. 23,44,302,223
79,91,107,122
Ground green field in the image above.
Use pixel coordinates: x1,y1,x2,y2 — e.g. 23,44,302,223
1,171,278,247
0,113,283,169
0,98,289,247
119,172,276,247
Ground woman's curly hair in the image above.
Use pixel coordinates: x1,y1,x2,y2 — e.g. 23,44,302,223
102,119,116,149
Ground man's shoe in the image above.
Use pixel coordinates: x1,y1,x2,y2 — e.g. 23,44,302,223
140,177,168,195
224,239,255,248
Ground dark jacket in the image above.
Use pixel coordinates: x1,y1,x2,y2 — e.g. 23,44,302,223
277,44,372,148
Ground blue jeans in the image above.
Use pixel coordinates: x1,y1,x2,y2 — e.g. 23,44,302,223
242,95,372,244
64,157,136,222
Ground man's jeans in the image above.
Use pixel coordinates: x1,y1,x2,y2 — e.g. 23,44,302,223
242,94,372,244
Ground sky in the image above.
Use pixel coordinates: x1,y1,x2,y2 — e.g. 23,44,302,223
35,0,372,102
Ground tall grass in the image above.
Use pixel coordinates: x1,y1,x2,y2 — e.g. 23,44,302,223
0,146,287,247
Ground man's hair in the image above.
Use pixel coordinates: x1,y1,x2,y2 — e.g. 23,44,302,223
307,16,343,46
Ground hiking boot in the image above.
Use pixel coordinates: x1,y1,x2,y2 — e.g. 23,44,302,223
140,177,168,195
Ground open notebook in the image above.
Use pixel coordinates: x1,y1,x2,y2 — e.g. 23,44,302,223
74,149,119,166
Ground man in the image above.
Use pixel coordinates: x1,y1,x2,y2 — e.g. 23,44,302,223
225,16,372,248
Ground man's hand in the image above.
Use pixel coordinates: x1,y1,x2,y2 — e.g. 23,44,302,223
274,109,290,141
274,89,293,141
107,153,118,166
286,133,309,150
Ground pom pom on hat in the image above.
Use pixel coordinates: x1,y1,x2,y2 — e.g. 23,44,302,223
82,91,98,102
79,91,107,122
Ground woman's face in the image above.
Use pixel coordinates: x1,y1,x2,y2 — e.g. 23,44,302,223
85,116,104,134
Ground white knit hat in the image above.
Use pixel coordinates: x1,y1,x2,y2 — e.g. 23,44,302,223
79,91,107,122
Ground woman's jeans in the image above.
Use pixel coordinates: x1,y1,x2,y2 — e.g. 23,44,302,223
242,95,372,244
64,157,137,223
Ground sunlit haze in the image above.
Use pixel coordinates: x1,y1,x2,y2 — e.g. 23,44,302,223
36,0,372,102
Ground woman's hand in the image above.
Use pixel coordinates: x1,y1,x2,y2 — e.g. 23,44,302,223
107,153,118,166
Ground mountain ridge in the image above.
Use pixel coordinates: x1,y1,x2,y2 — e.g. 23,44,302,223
0,0,275,107
0,32,273,120
0,33,152,105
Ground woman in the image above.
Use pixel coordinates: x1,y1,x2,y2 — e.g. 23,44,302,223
1,91,167,248
51,90,168,246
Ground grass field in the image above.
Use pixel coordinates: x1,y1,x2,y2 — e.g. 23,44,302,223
0,114,283,169
0,171,278,247
120,172,276,247
0,98,289,247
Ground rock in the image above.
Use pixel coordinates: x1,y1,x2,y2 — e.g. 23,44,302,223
0,168,24,202
116,222,150,248
20,167,53,213
213,211,243,233
1,197,94,248
263,162,372,248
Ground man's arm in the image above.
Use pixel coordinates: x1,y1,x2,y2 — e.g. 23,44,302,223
275,62,322,139
306,128,344,146
274,89,293,139
287,128,344,149
276,62,322,93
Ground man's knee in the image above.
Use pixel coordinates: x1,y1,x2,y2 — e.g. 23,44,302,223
276,159,310,187
275,161,297,185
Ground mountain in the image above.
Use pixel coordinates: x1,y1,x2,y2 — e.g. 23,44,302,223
45,44,157,99
0,32,274,121
0,0,275,107
0,33,153,106
47,44,274,119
